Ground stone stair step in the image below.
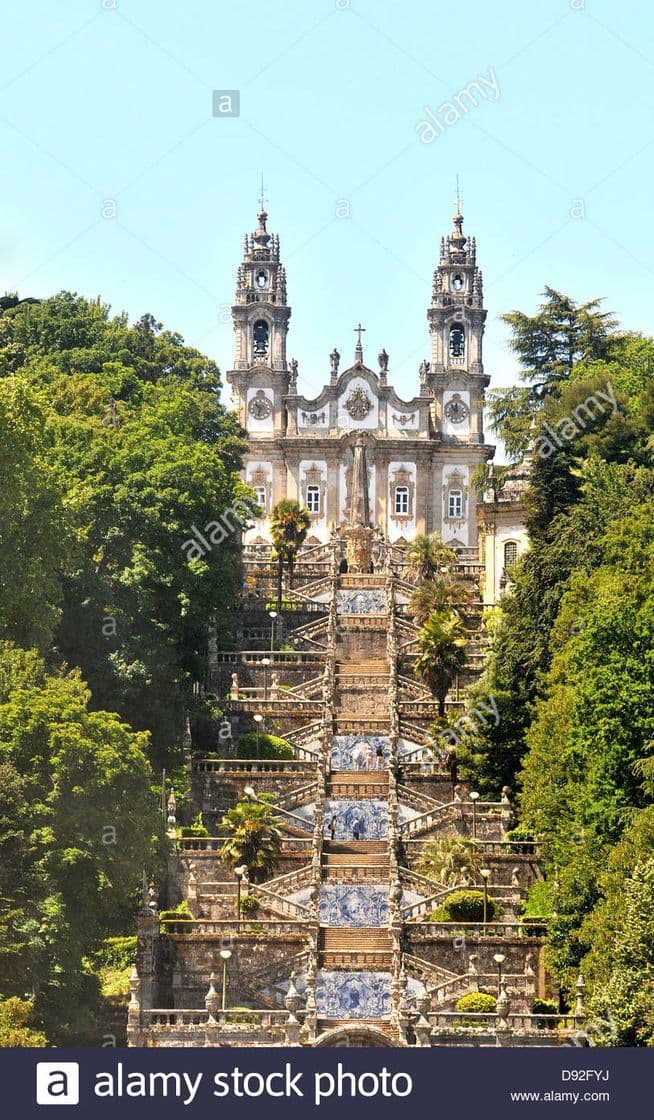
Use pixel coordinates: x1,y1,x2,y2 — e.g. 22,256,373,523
324,840,388,855
319,928,392,951
320,952,393,970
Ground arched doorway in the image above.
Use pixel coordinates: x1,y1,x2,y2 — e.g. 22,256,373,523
313,1024,401,1048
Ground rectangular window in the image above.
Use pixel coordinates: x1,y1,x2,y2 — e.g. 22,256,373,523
253,486,267,514
448,489,463,519
394,486,409,515
504,541,518,568
306,484,321,515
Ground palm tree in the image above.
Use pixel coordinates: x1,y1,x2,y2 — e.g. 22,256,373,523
416,836,483,886
406,533,457,582
414,609,468,716
220,796,283,883
409,575,474,627
269,499,312,612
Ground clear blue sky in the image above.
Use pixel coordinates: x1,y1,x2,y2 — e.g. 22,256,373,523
2,0,653,426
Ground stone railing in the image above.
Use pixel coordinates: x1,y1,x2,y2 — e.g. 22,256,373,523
408,919,548,939
396,783,446,813
176,836,312,854
261,863,314,896
228,698,323,716
192,759,317,775
427,1010,584,1033
276,782,320,812
161,919,308,937
215,650,324,665
255,884,312,921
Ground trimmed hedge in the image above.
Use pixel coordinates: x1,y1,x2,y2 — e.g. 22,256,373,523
430,889,502,923
532,997,558,1028
455,992,497,1014
235,732,293,760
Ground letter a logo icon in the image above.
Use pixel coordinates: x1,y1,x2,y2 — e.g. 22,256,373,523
36,1062,80,1105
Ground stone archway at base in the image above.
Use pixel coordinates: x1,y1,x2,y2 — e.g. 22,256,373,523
313,1025,402,1048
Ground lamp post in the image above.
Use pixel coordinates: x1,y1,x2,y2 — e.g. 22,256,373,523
262,656,270,702
480,867,491,930
253,714,263,759
234,864,247,925
493,952,506,988
219,949,232,1011
269,610,277,653
470,791,480,840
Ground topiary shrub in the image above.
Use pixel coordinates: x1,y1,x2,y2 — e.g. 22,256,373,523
455,992,497,1014
236,732,293,761
239,894,260,915
159,899,193,923
532,997,558,1029
430,889,502,923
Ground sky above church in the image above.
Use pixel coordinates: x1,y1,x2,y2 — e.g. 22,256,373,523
1,0,653,451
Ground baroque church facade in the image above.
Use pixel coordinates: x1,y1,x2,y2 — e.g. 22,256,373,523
227,204,497,552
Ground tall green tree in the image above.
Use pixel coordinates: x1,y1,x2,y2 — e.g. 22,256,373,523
414,610,468,717
220,796,283,883
0,642,161,1043
488,287,618,456
269,499,311,612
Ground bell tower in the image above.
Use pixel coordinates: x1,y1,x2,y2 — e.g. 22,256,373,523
227,199,292,435
426,204,489,443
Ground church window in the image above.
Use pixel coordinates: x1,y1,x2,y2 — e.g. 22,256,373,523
253,319,269,358
504,540,518,569
256,270,268,289
394,486,409,516
449,323,465,360
306,484,321,515
452,273,464,292
448,489,463,518
253,486,267,513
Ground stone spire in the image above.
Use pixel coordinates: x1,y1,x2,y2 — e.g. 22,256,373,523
349,432,370,526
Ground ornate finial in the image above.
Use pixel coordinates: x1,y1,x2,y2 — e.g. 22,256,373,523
455,173,462,216
354,322,366,363
258,171,266,212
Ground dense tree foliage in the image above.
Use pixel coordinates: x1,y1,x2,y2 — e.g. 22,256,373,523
0,643,160,1042
0,292,251,1041
458,293,654,1031
0,293,253,766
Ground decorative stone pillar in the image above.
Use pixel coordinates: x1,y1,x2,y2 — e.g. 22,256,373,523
414,992,432,1048
284,972,302,1046
126,967,143,1047
204,973,222,1047
496,977,511,1033
166,788,177,840
574,973,586,1020
501,786,513,833
137,878,160,1009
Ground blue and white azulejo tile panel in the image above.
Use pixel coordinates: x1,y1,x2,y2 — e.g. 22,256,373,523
330,735,391,770
336,590,386,614
315,970,391,1019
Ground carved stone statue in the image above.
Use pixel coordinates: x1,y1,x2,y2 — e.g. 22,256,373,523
230,672,239,700
330,347,340,374
288,357,298,390
419,359,430,381
378,348,389,372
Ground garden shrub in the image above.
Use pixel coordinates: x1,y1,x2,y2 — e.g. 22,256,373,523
239,894,260,915
236,732,293,760
532,997,558,1028
455,992,497,1014
430,889,502,923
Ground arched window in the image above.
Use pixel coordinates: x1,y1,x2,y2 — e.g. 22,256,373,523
448,489,463,518
394,486,409,515
449,323,465,360
252,319,269,359
504,540,518,569
306,484,321,515
253,486,267,514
